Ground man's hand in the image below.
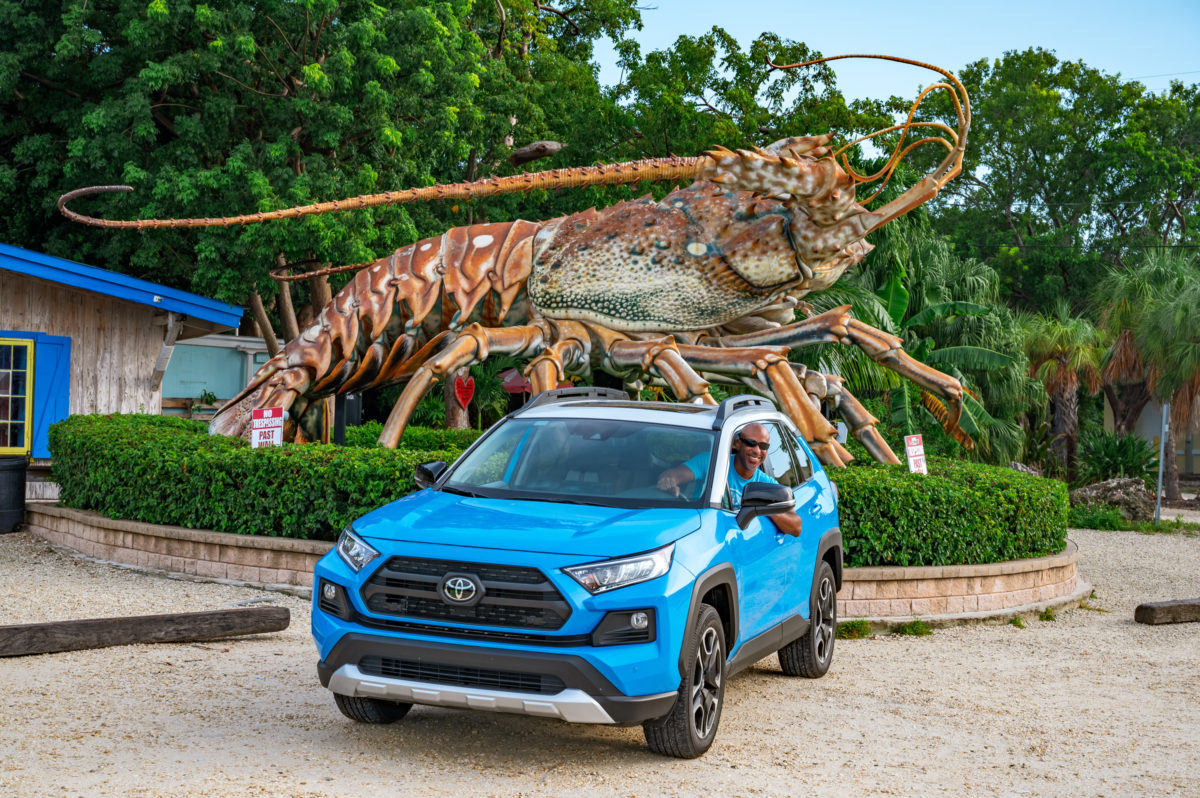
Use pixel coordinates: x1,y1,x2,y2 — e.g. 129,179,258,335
656,464,694,498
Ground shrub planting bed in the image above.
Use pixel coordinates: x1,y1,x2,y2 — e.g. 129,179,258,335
50,416,1069,565
50,415,468,541
836,458,1069,567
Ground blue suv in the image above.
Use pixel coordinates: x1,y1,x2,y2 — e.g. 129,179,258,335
312,388,842,758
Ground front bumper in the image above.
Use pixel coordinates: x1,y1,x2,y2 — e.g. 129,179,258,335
318,634,677,725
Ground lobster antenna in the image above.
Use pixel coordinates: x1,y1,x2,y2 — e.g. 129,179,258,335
58,54,968,230
765,53,970,201
57,159,709,230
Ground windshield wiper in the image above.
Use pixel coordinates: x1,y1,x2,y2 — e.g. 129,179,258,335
440,485,482,498
533,496,607,507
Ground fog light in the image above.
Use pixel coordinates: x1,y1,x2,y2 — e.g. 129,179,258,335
630,611,649,630
321,582,338,601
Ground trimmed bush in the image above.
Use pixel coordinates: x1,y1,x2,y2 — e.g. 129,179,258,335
49,416,1069,566
49,415,467,541
835,458,1068,567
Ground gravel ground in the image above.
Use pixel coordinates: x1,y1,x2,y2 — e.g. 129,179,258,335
1,527,1198,797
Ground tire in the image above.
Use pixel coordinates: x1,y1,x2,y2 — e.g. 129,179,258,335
643,604,726,759
779,559,836,678
333,692,413,724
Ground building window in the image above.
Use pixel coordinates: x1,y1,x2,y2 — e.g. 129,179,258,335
0,338,34,455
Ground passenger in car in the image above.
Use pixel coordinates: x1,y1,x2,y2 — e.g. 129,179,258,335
656,423,803,536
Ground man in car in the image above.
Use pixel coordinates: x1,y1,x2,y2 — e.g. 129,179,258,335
656,422,803,536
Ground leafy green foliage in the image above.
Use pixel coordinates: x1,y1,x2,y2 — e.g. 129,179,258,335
49,415,470,540
1008,616,1026,629
891,619,932,637
1076,430,1158,489
918,48,1199,312
835,619,873,640
0,0,648,308
1068,502,1132,531
836,458,1069,567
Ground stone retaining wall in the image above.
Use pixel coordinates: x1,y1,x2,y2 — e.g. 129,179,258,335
25,504,1081,620
25,504,331,592
837,541,1080,621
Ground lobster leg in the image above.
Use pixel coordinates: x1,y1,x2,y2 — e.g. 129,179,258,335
666,343,852,467
525,321,591,394
791,365,901,465
607,337,716,405
717,306,967,440
380,323,548,447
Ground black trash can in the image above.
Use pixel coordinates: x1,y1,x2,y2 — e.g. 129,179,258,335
0,456,28,534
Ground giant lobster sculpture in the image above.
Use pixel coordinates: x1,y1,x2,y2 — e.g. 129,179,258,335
59,55,970,467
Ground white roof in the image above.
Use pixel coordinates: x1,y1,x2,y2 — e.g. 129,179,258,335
516,397,781,431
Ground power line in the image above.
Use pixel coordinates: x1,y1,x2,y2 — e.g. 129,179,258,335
1128,69,1200,80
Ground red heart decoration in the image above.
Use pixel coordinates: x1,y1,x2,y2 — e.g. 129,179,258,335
453,374,475,408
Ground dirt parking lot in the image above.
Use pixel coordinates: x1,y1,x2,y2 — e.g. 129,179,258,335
1,527,1198,797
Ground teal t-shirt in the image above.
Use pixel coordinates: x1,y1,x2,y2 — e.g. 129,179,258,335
683,453,777,507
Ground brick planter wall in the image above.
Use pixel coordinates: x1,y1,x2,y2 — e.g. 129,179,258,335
24,503,1082,619
25,504,331,593
836,540,1081,621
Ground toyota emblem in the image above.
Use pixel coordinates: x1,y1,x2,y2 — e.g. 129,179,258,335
442,576,478,603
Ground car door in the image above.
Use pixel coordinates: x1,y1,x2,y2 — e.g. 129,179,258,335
776,426,824,622
725,420,802,645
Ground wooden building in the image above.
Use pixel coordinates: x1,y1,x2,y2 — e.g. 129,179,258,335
0,243,242,496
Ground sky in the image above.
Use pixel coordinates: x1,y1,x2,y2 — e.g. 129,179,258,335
593,0,1200,102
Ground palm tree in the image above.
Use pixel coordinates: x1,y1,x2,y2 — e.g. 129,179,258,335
1093,254,1197,436
1094,254,1200,500
1021,302,1106,478
842,210,1035,464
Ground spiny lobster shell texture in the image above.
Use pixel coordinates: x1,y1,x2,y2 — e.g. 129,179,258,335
530,183,859,332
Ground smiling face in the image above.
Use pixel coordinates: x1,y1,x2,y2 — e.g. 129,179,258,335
732,423,771,479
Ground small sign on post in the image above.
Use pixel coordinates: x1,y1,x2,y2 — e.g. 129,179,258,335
251,407,286,448
904,434,927,474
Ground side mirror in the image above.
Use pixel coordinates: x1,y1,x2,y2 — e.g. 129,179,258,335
736,482,795,529
414,461,448,489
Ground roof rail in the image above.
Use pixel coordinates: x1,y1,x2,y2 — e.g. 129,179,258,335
518,386,631,413
711,394,775,429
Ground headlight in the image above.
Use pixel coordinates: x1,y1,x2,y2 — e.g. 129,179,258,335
336,526,380,573
563,544,674,594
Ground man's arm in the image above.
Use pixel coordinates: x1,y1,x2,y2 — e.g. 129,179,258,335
657,464,697,497
767,510,803,537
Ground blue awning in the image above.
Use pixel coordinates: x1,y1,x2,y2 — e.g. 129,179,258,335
0,242,243,333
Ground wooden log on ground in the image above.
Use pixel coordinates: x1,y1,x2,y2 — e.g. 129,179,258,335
1134,599,1200,625
0,607,290,657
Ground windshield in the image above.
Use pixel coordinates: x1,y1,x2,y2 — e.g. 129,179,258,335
443,417,717,508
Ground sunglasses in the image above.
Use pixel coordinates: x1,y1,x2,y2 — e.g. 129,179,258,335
737,435,771,452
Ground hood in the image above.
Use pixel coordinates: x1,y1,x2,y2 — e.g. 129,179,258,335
353,490,703,557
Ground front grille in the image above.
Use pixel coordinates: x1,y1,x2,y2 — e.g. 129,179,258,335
362,556,571,630
359,655,566,695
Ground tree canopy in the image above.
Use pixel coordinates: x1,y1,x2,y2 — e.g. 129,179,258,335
918,48,1199,311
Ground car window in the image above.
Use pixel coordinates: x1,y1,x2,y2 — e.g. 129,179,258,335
759,422,802,488
782,428,814,483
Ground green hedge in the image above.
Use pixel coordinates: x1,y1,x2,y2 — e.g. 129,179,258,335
835,458,1069,567
50,416,1069,565
49,415,468,541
